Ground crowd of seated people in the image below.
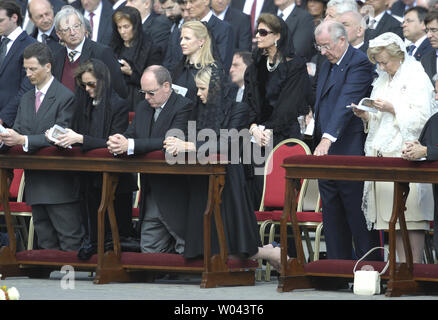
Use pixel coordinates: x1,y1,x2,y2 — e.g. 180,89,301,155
1,0,438,271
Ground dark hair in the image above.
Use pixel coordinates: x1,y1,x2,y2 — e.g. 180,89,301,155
234,51,253,67
111,6,143,49
23,42,53,66
0,0,23,27
405,6,429,23
74,59,110,102
144,65,172,86
425,8,438,26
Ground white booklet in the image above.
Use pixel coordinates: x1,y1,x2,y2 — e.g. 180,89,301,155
0,124,7,134
346,98,378,113
47,124,71,148
172,84,188,97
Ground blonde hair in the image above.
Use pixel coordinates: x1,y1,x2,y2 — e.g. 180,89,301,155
181,21,215,69
194,66,212,87
367,43,405,64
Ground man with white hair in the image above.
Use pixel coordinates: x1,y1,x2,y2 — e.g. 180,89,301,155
325,0,358,21
337,10,368,52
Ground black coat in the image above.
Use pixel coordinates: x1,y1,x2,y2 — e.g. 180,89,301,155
224,7,252,52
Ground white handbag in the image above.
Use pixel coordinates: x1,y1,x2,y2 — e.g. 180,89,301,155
353,247,389,296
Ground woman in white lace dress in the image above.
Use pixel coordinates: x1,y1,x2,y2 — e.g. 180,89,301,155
352,32,435,263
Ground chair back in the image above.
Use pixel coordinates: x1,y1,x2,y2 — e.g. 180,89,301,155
9,169,24,200
259,139,311,210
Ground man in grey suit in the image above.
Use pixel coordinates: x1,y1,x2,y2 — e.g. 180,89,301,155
0,42,84,251
107,65,193,254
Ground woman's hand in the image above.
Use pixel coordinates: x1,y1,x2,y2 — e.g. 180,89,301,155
373,98,395,115
119,59,133,76
163,136,195,155
351,104,369,121
55,128,83,148
402,140,427,160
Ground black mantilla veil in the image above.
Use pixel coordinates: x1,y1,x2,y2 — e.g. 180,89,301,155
194,63,233,136
72,58,113,140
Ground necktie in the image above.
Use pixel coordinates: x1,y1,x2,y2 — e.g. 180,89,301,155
250,0,257,36
89,12,95,35
41,33,48,44
368,18,376,30
35,91,42,112
68,50,78,63
0,37,10,67
154,107,162,121
407,44,416,56
278,12,284,20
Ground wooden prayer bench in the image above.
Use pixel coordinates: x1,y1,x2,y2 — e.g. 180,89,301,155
0,146,257,288
278,155,438,297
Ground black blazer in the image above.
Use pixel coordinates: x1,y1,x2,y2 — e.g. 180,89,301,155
389,0,406,18
52,38,128,99
413,38,433,62
284,6,315,62
142,13,172,63
365,12,404,43
72,0,114,46
224,7,252,52
231,0,277,15
421,48,437,83
123,91,193,239
30,27,63,55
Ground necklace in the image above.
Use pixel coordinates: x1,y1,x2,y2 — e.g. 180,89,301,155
266,57,280,72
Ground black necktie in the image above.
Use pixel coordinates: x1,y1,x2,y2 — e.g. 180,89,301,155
41,34,49,44
0,37,10,67
407,44,416,56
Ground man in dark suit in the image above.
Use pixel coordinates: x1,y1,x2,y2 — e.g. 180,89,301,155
338,10,368,53
365,0,404,42
125,0,172,62
421,9,438,82
0,43,84,251
231,0,278,35
0,0,36,128
403,6,433,61
229,51,252,102
17,0,64,35
212,0,252,52
313,20,381,260
275,0,315,61
159,0,183,32
71,0,114,46
107,65,193,254
28,0,63,55
390,0,415,18
52,6,127,98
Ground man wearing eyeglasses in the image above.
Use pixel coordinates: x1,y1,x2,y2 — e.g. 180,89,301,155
0,0,36,128
421,10,438,82
0,42,84,251
107,65,193,254
402,6,432,61
52,5,127,99
313,20,381,261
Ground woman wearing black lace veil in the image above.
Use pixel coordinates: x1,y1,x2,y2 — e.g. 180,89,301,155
244,13,312,207
54,59,138,260
110,6,161,111
164,67,282,268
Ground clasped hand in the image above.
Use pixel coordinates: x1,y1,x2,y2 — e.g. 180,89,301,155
0,129,25,146
402,140,426,160
252,127,272,147
163,136,194,155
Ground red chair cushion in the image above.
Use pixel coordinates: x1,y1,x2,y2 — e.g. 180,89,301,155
132,208,140,218
263,210,322,223
0,202,32,212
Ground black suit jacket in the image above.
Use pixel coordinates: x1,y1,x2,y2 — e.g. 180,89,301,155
30,27,63,55
123,91,193,238
421,48,437,83
284,6,315,62
390,0,406,18
52,38,128,99
413,38,433,62
11,78,80,205
365,12,404,43
72,0,114,46
231,0,277,15
142,13,172,63
224,7,252,52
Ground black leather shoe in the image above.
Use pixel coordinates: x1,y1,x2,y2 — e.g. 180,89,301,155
77,241,97,261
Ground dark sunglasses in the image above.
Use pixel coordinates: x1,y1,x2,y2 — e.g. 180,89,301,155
138,88,160,96
80,81,97,89
256,28,273,37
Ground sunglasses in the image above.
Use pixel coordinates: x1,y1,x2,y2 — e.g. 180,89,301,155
256,28,273,37
80,81,97,89
138,87,160,96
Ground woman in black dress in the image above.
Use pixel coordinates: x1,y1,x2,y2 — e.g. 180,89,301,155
164,66,282,268
110,6,161,110
54,59,138,260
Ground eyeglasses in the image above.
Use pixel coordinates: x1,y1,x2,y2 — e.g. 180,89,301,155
256,28,273,37
80,81,97,89
425,27,438,34
59,23,82,34
314,43,331,52
139,87,160,96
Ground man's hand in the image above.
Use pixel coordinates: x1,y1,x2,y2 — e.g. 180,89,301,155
0,129,25,147
107,133,128,155
313,137,332,156
402,140,427,160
